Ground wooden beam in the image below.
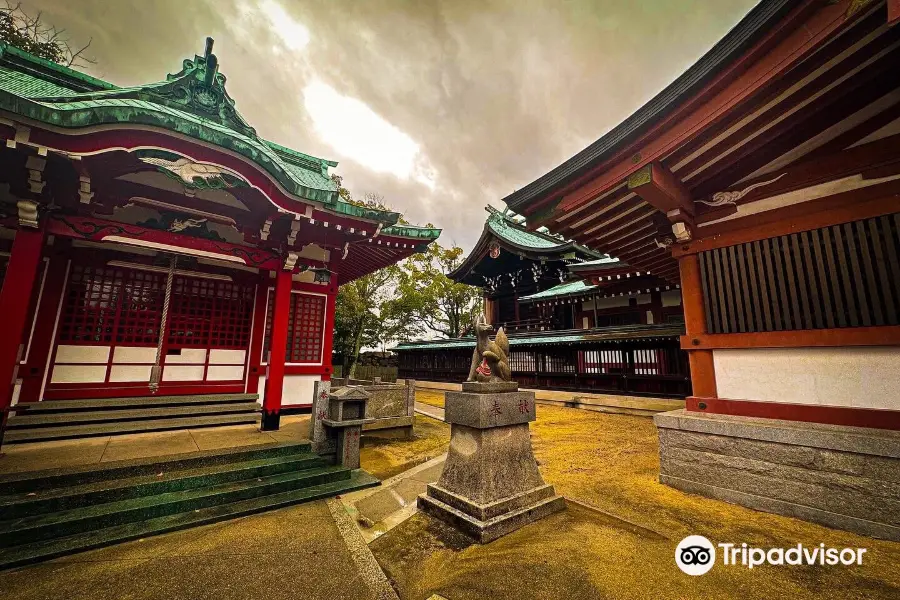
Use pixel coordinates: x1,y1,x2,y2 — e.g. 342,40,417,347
674,181,900,256
545,0,850,217
627,162,694,221
686,397,900,430
683,326,900,349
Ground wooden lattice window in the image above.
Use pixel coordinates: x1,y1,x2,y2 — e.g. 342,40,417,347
263,291,326,363
59,265,129,344
117,269,164,345
167,277,254,349
699,213,900,334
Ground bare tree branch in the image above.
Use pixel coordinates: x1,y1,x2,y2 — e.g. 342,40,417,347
0,1,96,67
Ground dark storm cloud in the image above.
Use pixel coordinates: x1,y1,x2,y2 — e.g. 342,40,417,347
22,0,757,251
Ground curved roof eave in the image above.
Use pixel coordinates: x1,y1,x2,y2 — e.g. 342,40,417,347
0,92,340,205
501,0,796,212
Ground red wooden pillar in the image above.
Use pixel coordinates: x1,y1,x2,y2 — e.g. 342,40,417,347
0,227,46,447
320,273,339,382
246,278,270,394
679,254,717,401
262,269,292,430
18,247,70,403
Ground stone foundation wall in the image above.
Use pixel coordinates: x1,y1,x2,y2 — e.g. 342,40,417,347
655,409,900,541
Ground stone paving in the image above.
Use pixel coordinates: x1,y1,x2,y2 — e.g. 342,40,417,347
0,415,312,474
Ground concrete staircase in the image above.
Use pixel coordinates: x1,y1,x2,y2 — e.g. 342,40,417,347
0,441,379,569
5,394,261,443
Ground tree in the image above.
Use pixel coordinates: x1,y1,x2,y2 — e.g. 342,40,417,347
385,243,482,340
0,2,94,67
333,264,400,377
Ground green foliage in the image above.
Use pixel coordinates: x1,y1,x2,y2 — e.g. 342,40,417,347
330,174,409,225
385,243,482,340
334,261,402,378
0,2,94,67
330,178,478,374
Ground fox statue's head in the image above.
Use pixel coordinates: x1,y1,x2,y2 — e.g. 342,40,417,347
474,314,493,336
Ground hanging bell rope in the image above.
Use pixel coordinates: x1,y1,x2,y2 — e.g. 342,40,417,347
149,255,177,394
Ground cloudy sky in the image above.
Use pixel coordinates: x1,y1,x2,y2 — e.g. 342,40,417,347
27,0,757,252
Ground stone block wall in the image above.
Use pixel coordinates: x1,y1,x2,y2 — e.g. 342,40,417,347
655,409,900,541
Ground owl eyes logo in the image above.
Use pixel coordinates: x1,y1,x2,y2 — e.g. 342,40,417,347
680,546,712,565
676,536,716,576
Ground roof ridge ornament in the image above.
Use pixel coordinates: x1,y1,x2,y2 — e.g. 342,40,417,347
151,37,256,138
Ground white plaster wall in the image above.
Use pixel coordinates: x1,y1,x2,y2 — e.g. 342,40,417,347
109,365,152,382
209,349,246,364
255,374,319,407
55,345,109,363
713,347,900,410
282,375,320,407
163,365,205,381
50,365,106,383
207,365,245,381
257,375,266,404
112,347,156,363
164,349,206,364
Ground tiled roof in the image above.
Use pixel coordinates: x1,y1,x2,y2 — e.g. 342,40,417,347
518,280,597,302
0,42,438,239
394,323,684,351
486,210,569,250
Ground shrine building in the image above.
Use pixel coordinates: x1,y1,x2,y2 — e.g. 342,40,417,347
501,0,900,539
0,39,439,447
396,206,690,398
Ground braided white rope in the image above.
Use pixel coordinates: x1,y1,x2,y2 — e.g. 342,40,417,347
149,255,177,393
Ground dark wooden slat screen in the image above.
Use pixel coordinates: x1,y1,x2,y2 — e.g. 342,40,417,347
699,213,900,333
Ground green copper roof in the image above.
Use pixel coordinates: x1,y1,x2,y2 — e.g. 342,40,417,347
0,43,339,205
484,207,600,252
0,41,440,242
519,280,597,302
573,257,621,267
394,323,684,351
382,224,442,240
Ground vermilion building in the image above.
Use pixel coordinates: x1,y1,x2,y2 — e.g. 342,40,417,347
502,0,900,539
0,39,439,446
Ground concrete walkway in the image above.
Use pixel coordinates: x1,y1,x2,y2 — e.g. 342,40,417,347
0,416,312,475
413,402,444,422
341,453,447,544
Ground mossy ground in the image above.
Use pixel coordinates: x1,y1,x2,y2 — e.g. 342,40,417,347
360,414,450,480
414,389,446,408
369,391,900,600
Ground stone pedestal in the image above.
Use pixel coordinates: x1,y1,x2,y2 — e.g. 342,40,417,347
418,382,565,543
309,380,333,454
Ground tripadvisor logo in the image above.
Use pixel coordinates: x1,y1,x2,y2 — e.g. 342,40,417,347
676,535,716,576
675,536,868,576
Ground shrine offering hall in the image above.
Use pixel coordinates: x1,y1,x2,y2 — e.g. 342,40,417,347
0,38,439,444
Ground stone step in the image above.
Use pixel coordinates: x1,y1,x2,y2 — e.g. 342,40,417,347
0,470,380,570
12,394,258,414
0,441,312,494
3,413,260,444
0,466,353,546
6,402,260,429
0,453,329,519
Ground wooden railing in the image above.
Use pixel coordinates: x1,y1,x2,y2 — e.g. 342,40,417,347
397,326,691,398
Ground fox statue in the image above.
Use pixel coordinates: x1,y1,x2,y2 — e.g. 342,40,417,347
466,314,512,383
